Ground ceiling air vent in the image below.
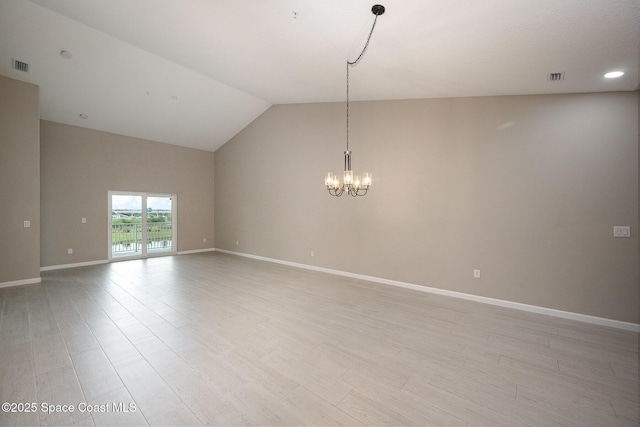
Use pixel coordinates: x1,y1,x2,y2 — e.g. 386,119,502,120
548,72,565,81
12,59,29,73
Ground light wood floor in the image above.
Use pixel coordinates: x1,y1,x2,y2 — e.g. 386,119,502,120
1,252,637,426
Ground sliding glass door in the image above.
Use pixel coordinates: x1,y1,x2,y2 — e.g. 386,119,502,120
110,193,143,258
108,192,177,260
146,196,174,255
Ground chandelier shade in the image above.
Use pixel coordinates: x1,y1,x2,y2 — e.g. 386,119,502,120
325,5,384,198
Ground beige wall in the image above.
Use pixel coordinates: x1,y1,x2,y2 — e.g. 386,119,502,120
40,121,214,267
215,92,639,323
0,75,40,284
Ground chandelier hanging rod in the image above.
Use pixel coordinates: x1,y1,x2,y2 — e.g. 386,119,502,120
347,4,384,152
348,4,384,67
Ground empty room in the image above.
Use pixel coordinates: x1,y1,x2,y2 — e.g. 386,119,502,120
0,0,638,426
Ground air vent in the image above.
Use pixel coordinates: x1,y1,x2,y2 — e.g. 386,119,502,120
12,59,29,73
548,72,565,81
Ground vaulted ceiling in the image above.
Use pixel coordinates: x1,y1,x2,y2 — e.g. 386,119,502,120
1,0,637,152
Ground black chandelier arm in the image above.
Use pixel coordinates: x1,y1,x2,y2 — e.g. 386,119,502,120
327,187,344,197
327,184,370,197
348,187,369,197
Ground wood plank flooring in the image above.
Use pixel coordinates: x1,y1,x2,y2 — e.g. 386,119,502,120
0,252,637,426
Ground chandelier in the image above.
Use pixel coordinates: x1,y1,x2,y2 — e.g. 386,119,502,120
325,4,385,197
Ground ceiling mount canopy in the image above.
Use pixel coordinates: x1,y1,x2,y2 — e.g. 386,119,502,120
371,4,385,16
325,4,385,197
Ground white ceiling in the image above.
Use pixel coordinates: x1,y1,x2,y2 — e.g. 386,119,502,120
1,0,638,152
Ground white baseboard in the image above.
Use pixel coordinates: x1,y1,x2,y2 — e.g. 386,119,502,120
177,248,216,255
40,260,109,272
39,250,216,271
0,277,42,289
215,249,640,333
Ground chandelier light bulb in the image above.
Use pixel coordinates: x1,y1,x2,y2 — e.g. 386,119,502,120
344,170,353,184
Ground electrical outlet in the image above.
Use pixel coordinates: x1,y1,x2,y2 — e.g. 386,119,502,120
473,269,481,279
67,248,73,255
203,237,207,243
81,217,87,223
23,220,30,228
310,250,315,257
236,240,239,246
613,226,631,238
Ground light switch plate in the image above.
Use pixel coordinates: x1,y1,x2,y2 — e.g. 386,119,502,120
23,220,30,228
613,226,631,238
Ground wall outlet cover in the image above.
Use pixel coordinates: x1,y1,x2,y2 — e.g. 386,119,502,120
613,226,631,238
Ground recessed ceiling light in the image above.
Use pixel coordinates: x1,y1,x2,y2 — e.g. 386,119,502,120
79,113,88,119
60,50,73,59
604,71,624,78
